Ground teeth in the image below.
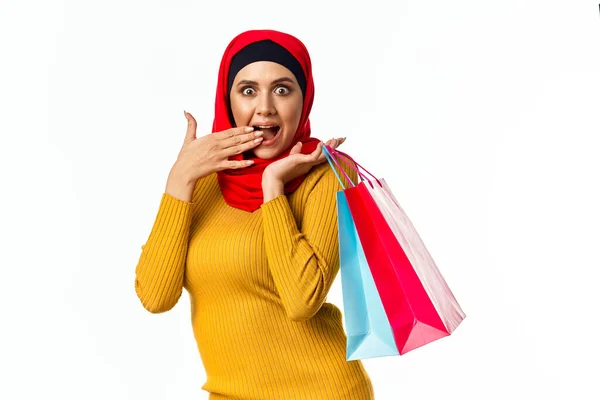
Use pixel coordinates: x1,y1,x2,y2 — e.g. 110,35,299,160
257,125,278,128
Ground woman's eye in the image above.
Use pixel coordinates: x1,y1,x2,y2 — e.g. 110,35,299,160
241,86,290,96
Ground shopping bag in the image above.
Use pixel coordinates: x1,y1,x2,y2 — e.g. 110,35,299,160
324,145,466,355
323,147,400,361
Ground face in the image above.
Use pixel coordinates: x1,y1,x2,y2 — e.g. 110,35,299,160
229,61,304,159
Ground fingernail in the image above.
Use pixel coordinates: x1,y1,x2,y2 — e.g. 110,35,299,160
245,127,254,132
254,131,264,136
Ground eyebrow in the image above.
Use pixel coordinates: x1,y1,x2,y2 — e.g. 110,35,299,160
236,77,296,86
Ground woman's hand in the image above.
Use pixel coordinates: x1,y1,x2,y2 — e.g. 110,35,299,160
262,137,346,202
166,111,265,201
171,111,265,183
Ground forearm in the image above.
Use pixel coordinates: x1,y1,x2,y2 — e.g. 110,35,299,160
261,195,338,322
134,192,192,313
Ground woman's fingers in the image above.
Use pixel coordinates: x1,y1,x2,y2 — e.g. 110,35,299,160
222,129,264,148
309,142,324,162
316,142,328,163
223,134,264,156
332,137,346,146
323,137,345,149
217,126,259,142
289,141,303,155
321,137,345,153
217,126,265,155
184,110,197,142
317,137,345,163
223,159,255,169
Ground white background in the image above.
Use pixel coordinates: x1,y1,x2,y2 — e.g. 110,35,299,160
1,0,599,399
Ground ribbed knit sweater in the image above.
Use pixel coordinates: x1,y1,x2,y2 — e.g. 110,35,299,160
134,162,374,399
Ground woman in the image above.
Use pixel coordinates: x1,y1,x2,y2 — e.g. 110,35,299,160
134,29,374,399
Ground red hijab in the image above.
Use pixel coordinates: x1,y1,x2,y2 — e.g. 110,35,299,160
212,29,321,212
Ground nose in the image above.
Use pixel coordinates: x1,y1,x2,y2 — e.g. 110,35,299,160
256,91,276,116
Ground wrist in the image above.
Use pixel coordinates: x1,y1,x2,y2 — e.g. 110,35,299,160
262,173,285,203
170,163,195,187
166,165,196,202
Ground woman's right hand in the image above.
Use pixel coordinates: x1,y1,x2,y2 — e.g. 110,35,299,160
165,111,264,201
175,111,264,181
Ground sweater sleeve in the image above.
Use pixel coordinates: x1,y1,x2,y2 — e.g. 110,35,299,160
134,192,193,314
261,163,358,322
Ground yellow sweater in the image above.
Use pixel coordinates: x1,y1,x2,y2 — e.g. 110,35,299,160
134,162,374,399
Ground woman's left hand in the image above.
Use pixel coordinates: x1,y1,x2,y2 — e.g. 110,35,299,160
262,137,346,186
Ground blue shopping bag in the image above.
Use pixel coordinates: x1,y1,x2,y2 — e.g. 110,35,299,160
323,145,399,360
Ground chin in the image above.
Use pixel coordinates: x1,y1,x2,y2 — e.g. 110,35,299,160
252,147,283,160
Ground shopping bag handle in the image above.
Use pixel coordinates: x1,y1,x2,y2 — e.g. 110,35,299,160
323,144,383,188
322,144,356,189
322,145,365,185
325,145,379,182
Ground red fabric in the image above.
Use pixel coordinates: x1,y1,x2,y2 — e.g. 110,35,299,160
212,29,321,212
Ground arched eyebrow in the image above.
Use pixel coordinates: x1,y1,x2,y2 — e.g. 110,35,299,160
236,77,296,86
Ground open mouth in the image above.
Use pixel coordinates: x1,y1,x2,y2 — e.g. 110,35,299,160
252,125,281,145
